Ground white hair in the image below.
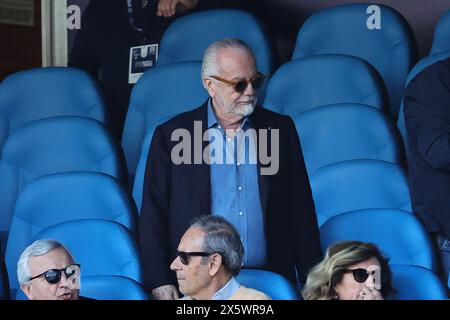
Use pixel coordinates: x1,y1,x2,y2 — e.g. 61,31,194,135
201,38,255,79
17,239,73,285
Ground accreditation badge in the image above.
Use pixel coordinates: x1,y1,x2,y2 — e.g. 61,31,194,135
128,43,158,84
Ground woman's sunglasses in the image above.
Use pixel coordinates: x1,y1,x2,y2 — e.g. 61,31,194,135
29,264,81,284
210,72,265,93
344,268,379,283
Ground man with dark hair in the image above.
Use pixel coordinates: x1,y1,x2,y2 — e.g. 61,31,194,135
171,215,270,300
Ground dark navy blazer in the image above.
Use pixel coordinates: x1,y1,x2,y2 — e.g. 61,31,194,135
404,56,450,239
139,102,322,291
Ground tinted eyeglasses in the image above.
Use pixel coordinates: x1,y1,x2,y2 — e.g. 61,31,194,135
210,72,265,93
29,264,81,284
176,250,213,265
344,268,378,283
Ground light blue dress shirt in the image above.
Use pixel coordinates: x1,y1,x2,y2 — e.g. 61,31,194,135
207,99,267,267
211,277,241,300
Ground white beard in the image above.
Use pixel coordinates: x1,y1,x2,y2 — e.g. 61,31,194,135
235,101,256,116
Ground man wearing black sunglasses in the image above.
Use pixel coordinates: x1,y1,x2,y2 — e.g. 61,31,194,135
170,215,270,300
140,38,322,299
17,240,81,300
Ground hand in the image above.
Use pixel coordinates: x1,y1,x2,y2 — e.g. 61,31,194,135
152,285,179,300
157,0,199,17
356,286,384,300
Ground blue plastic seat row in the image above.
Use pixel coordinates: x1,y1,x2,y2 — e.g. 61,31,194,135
0,116,125,254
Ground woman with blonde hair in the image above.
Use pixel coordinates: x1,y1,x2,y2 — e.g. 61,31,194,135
302,240,393,300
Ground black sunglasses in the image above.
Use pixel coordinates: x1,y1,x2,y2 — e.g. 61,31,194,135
210,72,265,93
344,268,379,283
176,250,213,265
29,264,81,284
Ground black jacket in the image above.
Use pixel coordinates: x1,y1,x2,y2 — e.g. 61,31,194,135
404,56,450,239
139,102,322,291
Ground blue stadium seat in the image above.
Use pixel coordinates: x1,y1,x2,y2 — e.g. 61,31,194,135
80,276,150,300
263,54,387,115
5,172,138,294
157,9,275,100
292,3,417,117
7,219,143,295
430,9,450,55
293,103,403,175
310,160,411,226
0,67,107,151
388,265,448,300
9,172,136,232
0,116,125,253
397,51,450,159
320,209,435,270
237,269,299,300
122,62,207,185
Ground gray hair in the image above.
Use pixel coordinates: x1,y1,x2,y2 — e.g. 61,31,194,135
191,215,244,276
17,239,74,285
201,38,256,79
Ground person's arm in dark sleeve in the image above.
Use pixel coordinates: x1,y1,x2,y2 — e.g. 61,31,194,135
139,125,175,292
286,116,322,283
404,64,450,170
68,3,99,77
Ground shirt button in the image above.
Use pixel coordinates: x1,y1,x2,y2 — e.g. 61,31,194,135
227,138,231,142
238,186,242,191
237,162,241,166
241,238,244,242
238,211,243,216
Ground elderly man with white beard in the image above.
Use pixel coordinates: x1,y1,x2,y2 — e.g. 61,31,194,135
139,38,322,300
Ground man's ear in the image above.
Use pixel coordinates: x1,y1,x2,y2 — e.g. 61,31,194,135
21,284,34,300
208,253,222,277
203,78,215,98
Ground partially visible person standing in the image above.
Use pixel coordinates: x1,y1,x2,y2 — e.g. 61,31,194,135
17,239,81,300
403,56,450,285
302,241,393,300
69,0,225,138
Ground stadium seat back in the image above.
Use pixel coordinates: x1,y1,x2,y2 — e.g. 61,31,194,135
294,103,402,175
388,265,448,300
122,62,207,185
311,159,411,226
0,116,124,253
264,54,387,115
0,67,107,150
430,9,450,55
320,209,435,270
237,269,299,300
293,3,417,117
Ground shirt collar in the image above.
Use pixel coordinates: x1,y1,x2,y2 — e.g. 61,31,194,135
211,277,241,300
207,98,251,130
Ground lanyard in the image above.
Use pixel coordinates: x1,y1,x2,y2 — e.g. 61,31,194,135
127,0,145,32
